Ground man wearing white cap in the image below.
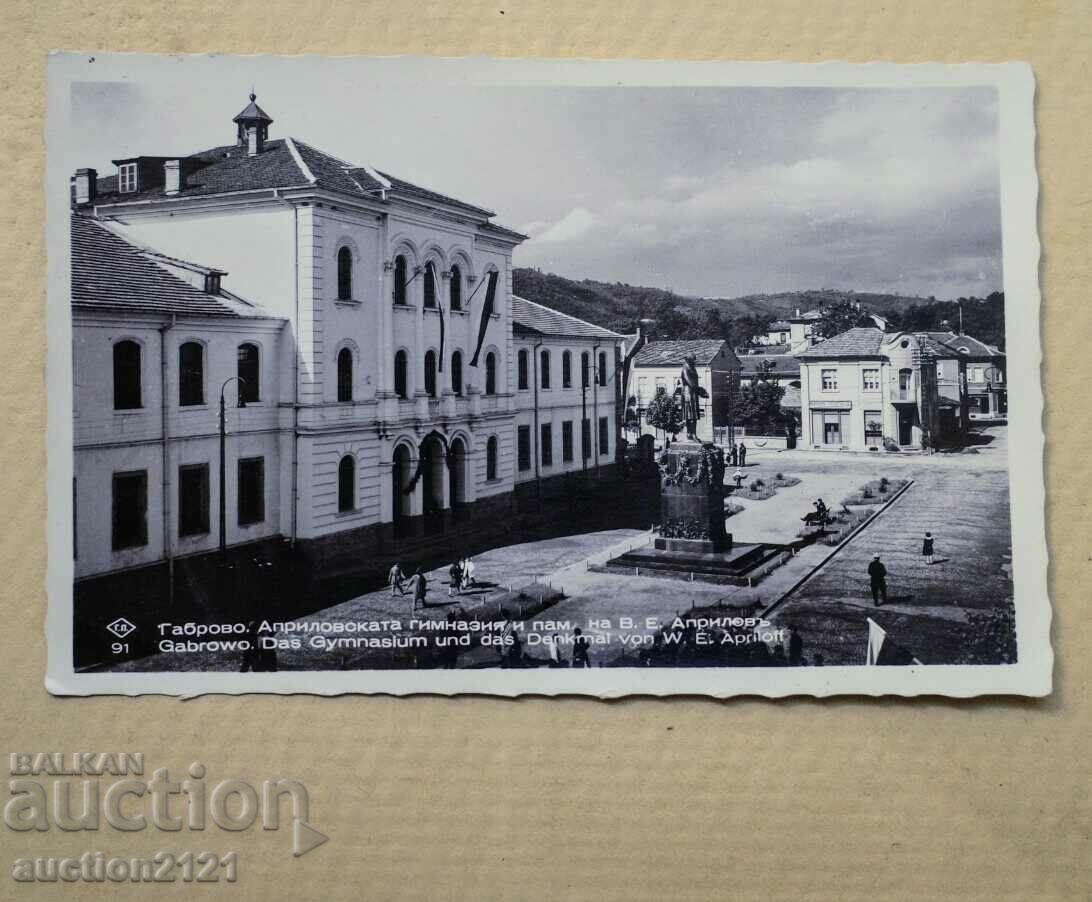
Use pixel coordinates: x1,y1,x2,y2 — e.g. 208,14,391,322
867,554,887,606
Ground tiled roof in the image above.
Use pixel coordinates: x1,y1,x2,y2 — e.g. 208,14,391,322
511,295,623,340
767,320,791,330
795,328,886,359
71,215,277,319
633,340,728,367
86,129,513,225
921,331,1005,358
739,353,801,377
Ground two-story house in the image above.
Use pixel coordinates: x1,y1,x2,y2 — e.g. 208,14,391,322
796,327,942,451
629,340,741,445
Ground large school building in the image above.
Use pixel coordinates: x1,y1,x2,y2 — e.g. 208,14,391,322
70,94,625,604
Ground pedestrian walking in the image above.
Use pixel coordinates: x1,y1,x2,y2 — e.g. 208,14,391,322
732,468,745,488
448,560,462,596
738,442,747,467
922,532,935,565
788,625,804,666
388,562,405,597
412,569,428,611
729,443,738,467
868,554,887,606
572,627,591,668
462,557,476,591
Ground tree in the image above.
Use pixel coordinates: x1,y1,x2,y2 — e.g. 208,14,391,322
645,387,684,440
812,301,874,340
731,362,787,435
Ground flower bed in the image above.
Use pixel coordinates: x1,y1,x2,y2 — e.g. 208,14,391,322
840,476,908,507
732,472,801,501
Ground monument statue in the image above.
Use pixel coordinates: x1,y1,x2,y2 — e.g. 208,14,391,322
679,354,709,442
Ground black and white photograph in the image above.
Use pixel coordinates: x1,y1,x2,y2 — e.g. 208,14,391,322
45,55,1049,696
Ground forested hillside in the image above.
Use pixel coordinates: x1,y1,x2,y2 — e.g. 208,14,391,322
512,268,1005,348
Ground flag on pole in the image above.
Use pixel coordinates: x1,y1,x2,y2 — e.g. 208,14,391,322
865,617,886,665
866,617,921,666
469,270,499,367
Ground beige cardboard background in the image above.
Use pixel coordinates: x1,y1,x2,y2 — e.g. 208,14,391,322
1,2,1089,899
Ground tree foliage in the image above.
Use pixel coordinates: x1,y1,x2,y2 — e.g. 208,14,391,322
882,292,1005,349
645,388,684,439
811,301,875,340
731,362,787,435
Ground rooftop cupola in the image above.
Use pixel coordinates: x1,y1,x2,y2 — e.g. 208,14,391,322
232,92,273,157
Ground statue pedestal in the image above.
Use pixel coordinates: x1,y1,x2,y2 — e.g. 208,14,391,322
656,442,730,553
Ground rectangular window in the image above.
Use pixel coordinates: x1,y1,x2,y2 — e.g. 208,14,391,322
862,368,880,391
178,463,210,537
118,162,138,193
562,421,574,462
541,352,551,390
562,353,572,388
821,368,838,391
111,470,147,551
582,418,591,461
518,351,529,391
637,377,649,401
598,416,610,457
517,425,531,472
540,423,553,467
237,457,265,526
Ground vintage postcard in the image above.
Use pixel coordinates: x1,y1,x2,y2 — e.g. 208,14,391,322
45,54,1049,696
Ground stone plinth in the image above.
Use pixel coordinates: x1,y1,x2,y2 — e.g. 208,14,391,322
657,442,729,553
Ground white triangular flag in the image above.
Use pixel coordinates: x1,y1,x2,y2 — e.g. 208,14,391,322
866,617,886,666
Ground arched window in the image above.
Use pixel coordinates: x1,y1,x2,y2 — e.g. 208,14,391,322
393,255,408,305
337,246,353,301
337,456,355,512
486,436,498,481
517,349,529,390
178,341,204,406
581,352,590,388
337,347,353,402
451,350,464,396
394,350,409,399
112,339,142,410
540,349,551,389
423,262,437,309
237,343,260,402
424,350,438,397
485,352,497,395
562,350,572,389
598,351,608,387
449,264,462,310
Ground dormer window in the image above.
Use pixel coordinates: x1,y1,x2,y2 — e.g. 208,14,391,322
118,163,138,193
203,273,221,294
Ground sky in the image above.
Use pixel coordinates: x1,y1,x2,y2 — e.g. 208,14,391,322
68,61,1002,300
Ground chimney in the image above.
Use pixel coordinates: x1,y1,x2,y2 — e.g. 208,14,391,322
164,159,181,195
73,168,97,205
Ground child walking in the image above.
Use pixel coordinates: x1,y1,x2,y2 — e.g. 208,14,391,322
922,531,935,565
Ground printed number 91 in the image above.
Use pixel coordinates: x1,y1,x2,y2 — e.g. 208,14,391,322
112,643,129,654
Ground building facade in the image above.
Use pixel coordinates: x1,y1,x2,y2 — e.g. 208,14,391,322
630,340,741,445
70,94,626,593
510,297,625,489
796,328,942,451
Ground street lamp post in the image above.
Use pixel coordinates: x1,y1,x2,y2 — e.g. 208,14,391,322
219,376,247,558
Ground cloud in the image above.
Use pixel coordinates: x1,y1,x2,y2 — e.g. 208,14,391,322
515,89,1001,299
528,207,600,244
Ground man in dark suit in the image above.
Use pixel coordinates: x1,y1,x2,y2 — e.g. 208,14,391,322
868,554,887,606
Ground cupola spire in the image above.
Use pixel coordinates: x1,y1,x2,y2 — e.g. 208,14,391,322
232,92,273,156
